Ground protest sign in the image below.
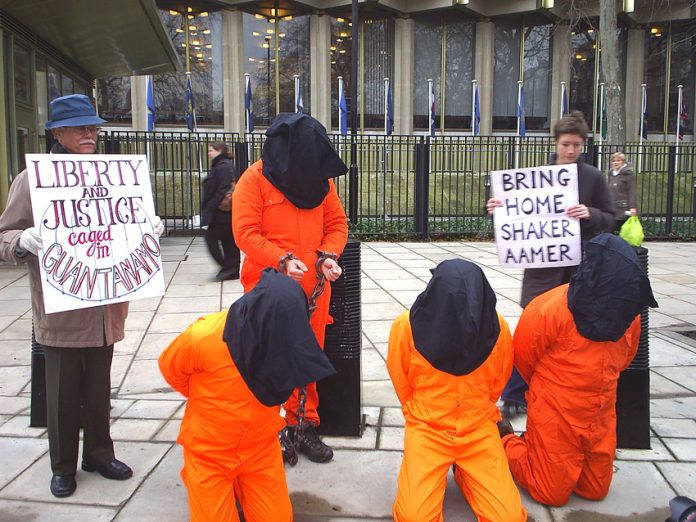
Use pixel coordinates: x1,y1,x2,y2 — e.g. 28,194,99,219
26,153,165,313
490,164,581,268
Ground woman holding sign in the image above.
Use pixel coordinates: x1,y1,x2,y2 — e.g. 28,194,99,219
487,111,615,418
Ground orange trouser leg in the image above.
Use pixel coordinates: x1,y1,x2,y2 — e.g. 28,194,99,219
393,420,451,522
574,419,616,501
453,422,527,522
503,427,583,507
235,434,293,522
182,450,239,522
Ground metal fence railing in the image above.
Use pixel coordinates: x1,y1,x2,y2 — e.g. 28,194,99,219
45,131,696,240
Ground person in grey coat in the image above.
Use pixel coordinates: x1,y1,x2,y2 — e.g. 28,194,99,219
0,94,163,498
607,151,638,231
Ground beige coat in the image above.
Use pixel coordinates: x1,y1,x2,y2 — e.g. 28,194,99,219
0,170,128,348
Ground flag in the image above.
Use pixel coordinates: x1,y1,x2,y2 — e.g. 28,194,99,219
146,76,156,132
473,82,481,137
184,74,196,132
561,82,569,117
245,75,254,133
386,83,394,135
339,79,348,136
517,83,526,137
640,84,648,140
295,77,304,113
429,82,436,137
679,95,688,141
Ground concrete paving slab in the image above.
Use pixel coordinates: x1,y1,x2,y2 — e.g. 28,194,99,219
362,381,399,408
651,418,696,438
378,426,404,451
381,408,405,427
153,419,181,442
0,366,30,396
655,462,696,498
650,371,693,397
109,418,165,441
0,438,48,490
109,399,135,418
134,332,178,360
0,500,117,521
110,354,135,389
148,312,205,334
362,289,398,303
164,283,221,298
651,397,696,419
375,278,427,291
324,427,377,450
112,445,188,522
362,320,393,344
0,318,31,341
158,296,221,314
615,437,673,461
362,301,407,321
286,450,402,519
0,316,17,333
362,406,380,427
373,342,388,360
661,438,696,461
124,310,156,331
386,290,422,308
121,399,182,419
114,330,146,356
127,296,162,312
650,337,696,367
118,359,170,396
0,416,46,437
653,367,696,393
362,349,389,381
0,441,170,506
0,396,29,415
549,461,673,520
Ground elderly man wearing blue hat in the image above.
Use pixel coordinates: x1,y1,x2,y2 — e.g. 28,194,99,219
0,94,164,498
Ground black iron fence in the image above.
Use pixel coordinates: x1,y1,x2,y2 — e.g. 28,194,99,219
44,131,696,240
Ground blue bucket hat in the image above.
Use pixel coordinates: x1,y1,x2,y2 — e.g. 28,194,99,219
45,94,106,129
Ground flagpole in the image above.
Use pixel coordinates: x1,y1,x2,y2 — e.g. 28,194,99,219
471,80,477,138
639,83,646,173
428,78,434,174
384,77,389,135
245,73,253,166
598,82,605,171
675,84,683,175
294,74,300,113
338,76,344,136
560,81,567,119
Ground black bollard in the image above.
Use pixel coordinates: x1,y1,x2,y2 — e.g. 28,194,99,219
317,239,362,437
615,246,651,449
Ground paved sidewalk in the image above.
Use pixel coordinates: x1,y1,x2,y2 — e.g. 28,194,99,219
1,239,695,521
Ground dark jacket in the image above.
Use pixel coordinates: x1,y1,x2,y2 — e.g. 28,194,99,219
607,164,637,219
551,153,616,241
201,154,237,227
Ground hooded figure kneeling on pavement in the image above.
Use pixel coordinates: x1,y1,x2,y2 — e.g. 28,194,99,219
387,259,527,522
498,233,658,507
159,269,335,522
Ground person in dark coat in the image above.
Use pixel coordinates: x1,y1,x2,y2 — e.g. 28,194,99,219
607,151,638,232
201,141,240,281
486,110,616,418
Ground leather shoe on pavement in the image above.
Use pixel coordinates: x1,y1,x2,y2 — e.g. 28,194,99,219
81,459,133,480
50,474,76,497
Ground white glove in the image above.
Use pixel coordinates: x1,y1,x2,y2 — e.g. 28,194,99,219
19,227,43,256
153,216,165,238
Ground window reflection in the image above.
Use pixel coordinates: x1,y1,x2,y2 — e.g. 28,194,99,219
413,14,442,131
360,17,394,130
331,17,353,130
13,45,31,104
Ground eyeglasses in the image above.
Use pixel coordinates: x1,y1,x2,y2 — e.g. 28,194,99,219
65,125,101,134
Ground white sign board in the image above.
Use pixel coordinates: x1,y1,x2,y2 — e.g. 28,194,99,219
490,164,581,268
26,153,165,313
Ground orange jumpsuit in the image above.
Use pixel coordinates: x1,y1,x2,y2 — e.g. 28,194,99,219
159,311,291,522
387,311,527,522
502,284,641,507
232,160,348,425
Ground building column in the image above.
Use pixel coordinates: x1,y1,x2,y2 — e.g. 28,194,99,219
130,76,147,131
625,28,645,142
394,17,414,135
474,21,494,136
0,27,8,212
551,23,571,132
310,13,331,129
222,9,245,135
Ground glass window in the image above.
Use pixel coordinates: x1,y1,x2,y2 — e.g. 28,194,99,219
277,16,310,114
48,66,61,100
62,75,74,96
36,56,48,129
570,25,598,131
97,77,132,123
523,24,551,131
330,17,353,130
360,17,394,130
244,13,276,126
493,24,521,131
13,44,31,104
413,14,442,131
444,15,475,130
667,26,694,136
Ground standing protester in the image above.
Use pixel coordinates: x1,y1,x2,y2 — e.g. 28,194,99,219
159,269,335,521
498,234,657,506
487,110,615,418
201,141,240,281
0,94,164,498
233,113,348,463
607,151,638,232
388,260,527,522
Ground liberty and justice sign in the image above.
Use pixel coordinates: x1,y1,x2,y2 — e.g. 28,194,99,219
26,154,165,313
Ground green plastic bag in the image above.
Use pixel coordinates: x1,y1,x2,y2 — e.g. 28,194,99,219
619,216,644,247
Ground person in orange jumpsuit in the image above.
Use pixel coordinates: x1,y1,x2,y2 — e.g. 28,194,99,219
387,259,527,522
232,113,348,463
159,269,335,522
499,233,658,507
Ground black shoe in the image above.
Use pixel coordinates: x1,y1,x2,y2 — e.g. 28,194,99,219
500,401,527,420
81,459,133,480
50,474,76,498
280,427,298,466
215,269,239,281
296,424,333,463
497,419,515,438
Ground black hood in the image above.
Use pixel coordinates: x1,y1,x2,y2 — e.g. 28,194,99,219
223,269,336,406
262,112,347,209
568,233,658,342
409,259,500,376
